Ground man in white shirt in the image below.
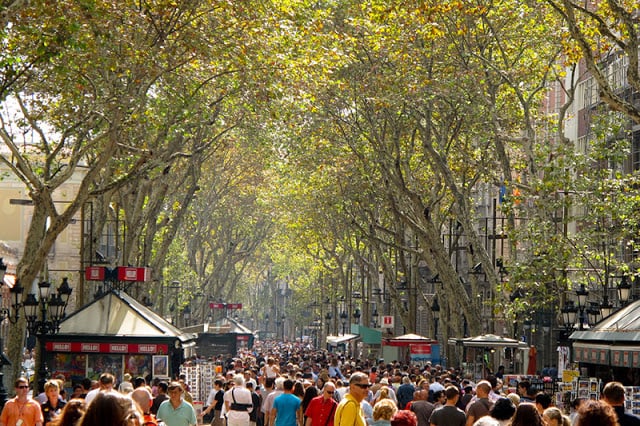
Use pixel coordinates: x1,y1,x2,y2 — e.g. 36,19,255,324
225,374,253,426
84,373,118,405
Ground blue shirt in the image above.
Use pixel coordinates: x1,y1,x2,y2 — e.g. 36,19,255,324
273,393,301,426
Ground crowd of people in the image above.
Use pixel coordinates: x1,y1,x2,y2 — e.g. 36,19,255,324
1,345,639,426
0,372,195,426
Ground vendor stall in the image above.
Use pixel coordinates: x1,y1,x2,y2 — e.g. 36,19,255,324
45,290,196,385
183,316,255,358
382,333,440,366
326,333,360,356
570,299,640,385
449,334,528,380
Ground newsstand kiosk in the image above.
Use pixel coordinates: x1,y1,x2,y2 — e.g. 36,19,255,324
44,289,196,385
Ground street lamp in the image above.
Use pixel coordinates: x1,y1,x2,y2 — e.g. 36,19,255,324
575,284,589,330
561,300,578,329
183,305,191,327
21,278,72,392
371,308,379,328
587,302,601,326
324,311,332,336
431,297,440,338
352,308,361,325
339,310,348,335
617,276,632,306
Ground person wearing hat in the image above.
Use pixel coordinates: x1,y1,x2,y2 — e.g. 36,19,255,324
119,373,134,394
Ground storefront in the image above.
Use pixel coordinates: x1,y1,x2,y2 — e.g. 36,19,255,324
45,290,196,385
570,299,640,385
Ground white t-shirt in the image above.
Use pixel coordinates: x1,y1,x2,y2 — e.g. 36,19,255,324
224,386,253,423
84,388,119,405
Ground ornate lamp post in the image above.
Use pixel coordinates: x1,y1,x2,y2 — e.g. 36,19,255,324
183,305,191,327
431,297,440,338
352,307,361,325
371,308,379,328
21,278,72,392
339,310,348,336
575,284,589,330
587,302,602,326
617,276,632,306
561,300,578,330
324,311,332,336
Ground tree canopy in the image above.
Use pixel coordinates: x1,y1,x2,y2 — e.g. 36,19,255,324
1,0,639,372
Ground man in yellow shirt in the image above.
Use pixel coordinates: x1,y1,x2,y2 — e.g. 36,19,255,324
334,373,370,426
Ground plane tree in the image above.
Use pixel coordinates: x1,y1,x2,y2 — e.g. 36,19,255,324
0,0,262,384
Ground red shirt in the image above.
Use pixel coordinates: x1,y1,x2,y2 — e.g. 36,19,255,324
305,395,337,426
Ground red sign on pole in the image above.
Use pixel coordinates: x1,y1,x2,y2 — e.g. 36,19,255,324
209,302,243,309
382,315,394,328
85,266,106,281
117,267,152,282
226,303,243,310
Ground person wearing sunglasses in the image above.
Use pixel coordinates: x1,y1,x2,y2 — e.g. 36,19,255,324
305,383,337,426
335,373,370,426
0,378,44,426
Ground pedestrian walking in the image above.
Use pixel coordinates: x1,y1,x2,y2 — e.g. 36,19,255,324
305,383,337,426
601,381,640,426
428,386,465,426
225,374,253,426
77,391,142,426
201,379,225,426
334,372,370,426
0,377,44,426
156,381,197,426
409,390,434,426
41,379,66,426
270,379,301,426
51,399,85,426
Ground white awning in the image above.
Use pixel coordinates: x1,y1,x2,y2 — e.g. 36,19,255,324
326,334,360,346
448,334,528,348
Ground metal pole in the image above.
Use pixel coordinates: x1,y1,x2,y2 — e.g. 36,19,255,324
0,335,7,410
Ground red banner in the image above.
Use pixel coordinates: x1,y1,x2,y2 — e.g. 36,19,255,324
410,344,432,355
209,302,243,309
117,267,152,282
85,266,106,281
85,266,152,282
45,342,168,354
